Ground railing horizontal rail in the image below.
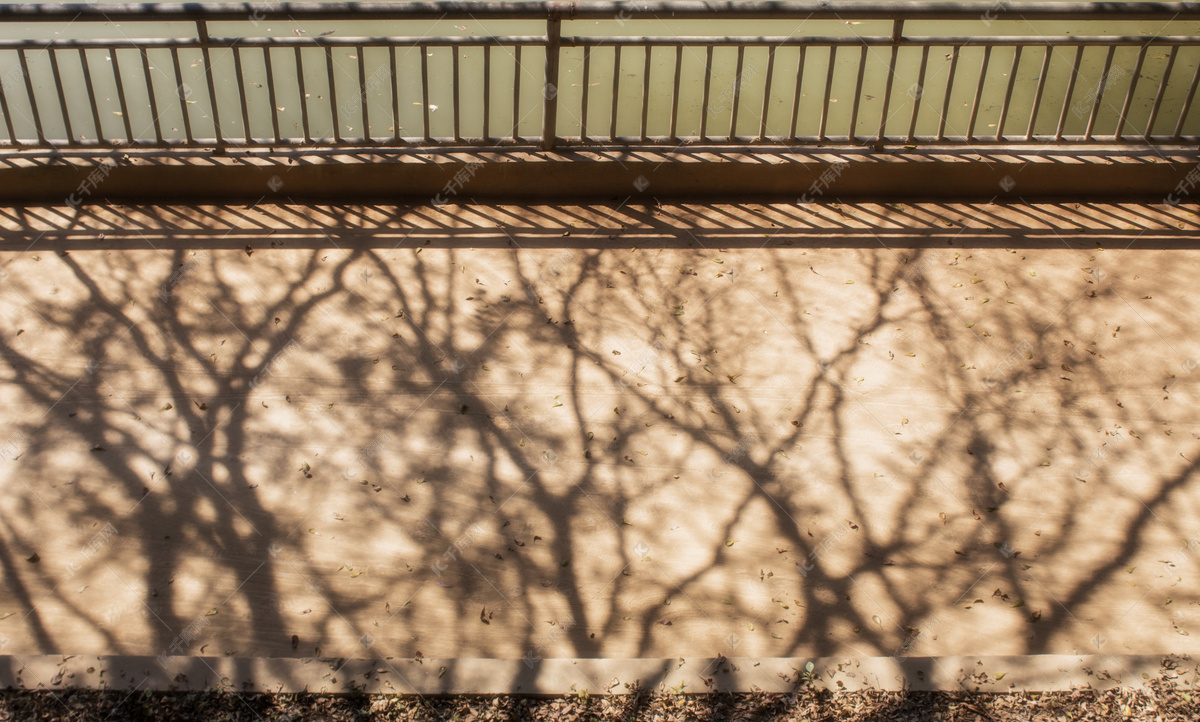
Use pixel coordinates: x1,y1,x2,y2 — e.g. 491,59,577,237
3,35,1200,51
559,35,1200,46
0,36,553,50
2,1,1200,22
0,1,1198,153
16,132,1199,146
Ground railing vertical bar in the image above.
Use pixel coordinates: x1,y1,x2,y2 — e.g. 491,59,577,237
758,46,775,141
1144,45,1177,140
294,47,311,144
906,45,928,143
819,46,836,141
105,48,133,144
1055,45,1084,141
543,20,561,150
137,49,161,144
233,46,252,143
1084,45,1115,139
609,44,622,142
0,60,17,144
729,45,745,140
640,44,652,142
965,45,991,142
199,46,222,144
1114,45,1146,140
389,45,400,143
511,45,521,141
996,45,1021,141
422,45,433,142
196,17,213,142
357,45,370,141
580,46,590,141
170,47,194,145
325,44,340,143
699,45,713,140
482,45,490,142
848,44,867,141
49,49,77,145
1173,57,1200,140
263,48,282,144
937,47,959,141
788,46,806,142
875,20,902,145
669,44,682,141
1025,47,1051,140
78,49,103,144
452,44,462,142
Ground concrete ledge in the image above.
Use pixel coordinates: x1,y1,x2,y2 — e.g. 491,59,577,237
0,654,1192,695
0,146,1195,202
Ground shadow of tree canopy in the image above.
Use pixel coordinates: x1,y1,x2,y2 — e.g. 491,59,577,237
1,199,1199,694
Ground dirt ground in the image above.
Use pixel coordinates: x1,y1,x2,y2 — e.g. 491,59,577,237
1,199,1199,693
4,681,1200,722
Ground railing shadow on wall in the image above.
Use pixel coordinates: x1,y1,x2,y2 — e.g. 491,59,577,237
2,197,1199,250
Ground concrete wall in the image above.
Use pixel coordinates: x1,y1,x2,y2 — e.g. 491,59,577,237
1,145,1196,202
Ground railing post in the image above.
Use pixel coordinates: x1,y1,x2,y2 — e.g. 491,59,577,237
542,17,561,151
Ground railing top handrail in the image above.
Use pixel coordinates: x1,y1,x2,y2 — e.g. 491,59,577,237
1,1,1199,23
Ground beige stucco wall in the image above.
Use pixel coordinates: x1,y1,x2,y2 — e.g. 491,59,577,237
1,200,1199,686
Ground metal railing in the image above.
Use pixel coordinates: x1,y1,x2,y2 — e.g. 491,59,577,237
0,1,1198,151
